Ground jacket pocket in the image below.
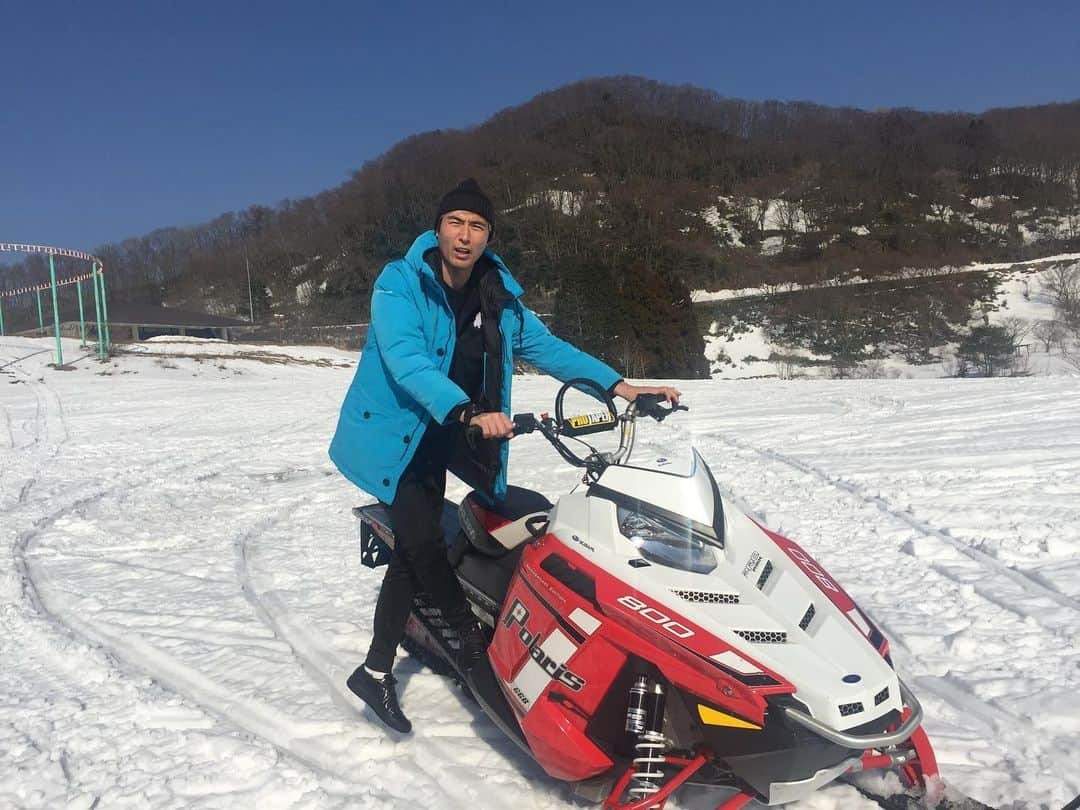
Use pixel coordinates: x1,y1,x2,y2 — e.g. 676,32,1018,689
348,398,416,467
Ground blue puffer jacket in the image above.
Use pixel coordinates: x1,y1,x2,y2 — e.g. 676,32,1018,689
329,231,621,503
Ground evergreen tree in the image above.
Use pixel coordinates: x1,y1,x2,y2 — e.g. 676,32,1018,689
957,324,1015,377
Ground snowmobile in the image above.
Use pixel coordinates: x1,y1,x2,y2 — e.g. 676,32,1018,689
354,379,952,809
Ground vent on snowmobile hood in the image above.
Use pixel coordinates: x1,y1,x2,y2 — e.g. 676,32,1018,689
734,630,787,644
839,701,864,717
673,589,739,604
755,560,774,590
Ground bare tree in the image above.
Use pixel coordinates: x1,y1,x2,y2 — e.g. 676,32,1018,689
1042,263,1080,325
772,199,804,248
1032,319,1066,353
1061,334,1080,372
1000,316,1032,345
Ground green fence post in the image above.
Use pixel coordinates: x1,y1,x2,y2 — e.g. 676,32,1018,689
36,288,44,332
92,265,104,360
99,269,111,350
77,278,87,347
48,254,64,366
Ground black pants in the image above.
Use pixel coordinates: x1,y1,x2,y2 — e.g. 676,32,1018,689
364,436,470,673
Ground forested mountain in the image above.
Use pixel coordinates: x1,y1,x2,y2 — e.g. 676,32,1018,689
6,76,1080,376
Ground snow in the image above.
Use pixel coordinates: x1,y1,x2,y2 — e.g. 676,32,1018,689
700,205,745,247
970,195,1015,210
703,197,809,254
503,190,587,217
690,252,1080,304
3,335,1079,809
296,280,315,305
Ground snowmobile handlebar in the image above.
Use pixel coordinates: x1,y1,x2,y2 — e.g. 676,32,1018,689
467,381,689,477
464,380,688,479
631,392,689,422
464,413,539,446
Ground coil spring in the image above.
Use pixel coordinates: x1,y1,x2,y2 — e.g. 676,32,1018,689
628,729,666,803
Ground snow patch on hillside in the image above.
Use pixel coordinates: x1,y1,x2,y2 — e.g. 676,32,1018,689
697,255,1080,380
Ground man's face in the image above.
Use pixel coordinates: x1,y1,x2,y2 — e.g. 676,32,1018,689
436,210,491,274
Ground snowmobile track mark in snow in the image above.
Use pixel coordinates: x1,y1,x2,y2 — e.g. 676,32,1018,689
718,433,1080,622
10,437,395,799
641,418,1070,807
231,500,528,807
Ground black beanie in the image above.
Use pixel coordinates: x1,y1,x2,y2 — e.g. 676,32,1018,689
434,178,495,236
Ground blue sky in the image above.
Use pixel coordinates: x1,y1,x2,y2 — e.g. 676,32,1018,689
2,0,1078,254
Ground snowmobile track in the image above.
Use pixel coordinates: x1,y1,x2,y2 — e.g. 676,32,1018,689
10,436,391,797
714,432,1080,629
232,503,543,807
846,779,997,810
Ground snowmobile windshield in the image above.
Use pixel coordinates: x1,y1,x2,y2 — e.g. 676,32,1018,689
616,504,719,574
591,451,725,574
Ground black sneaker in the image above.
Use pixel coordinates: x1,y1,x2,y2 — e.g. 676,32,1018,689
346,667,412,734
454,620,487,674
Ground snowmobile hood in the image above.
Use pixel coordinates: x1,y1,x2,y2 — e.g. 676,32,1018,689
547,451,903,733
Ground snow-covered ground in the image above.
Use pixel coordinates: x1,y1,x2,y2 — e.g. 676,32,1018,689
2,336,1078,809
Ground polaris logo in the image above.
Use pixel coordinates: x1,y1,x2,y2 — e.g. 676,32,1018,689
570,534,596,553
616,595,695,639
503,600,586,691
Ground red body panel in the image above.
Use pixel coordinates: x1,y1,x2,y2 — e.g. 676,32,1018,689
519,696,613,781
488,534,797,782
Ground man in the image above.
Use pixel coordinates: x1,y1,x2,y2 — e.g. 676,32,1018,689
329,178,680,734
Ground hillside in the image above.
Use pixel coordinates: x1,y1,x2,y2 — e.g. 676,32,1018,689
4,77,1080,376
699,254,1080,379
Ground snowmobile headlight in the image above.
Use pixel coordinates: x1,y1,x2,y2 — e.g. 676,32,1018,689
618,506,718,574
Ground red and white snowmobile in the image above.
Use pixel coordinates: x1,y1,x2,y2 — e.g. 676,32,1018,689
355,380,956,809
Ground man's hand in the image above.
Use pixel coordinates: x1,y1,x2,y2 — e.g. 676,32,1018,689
466,410,515,439
612,381,682,406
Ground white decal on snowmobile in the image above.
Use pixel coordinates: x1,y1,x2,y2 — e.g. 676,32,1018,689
710,650,762,674
616,595,695,639
569,607,601,635
786,547,840,593
503,600,586,691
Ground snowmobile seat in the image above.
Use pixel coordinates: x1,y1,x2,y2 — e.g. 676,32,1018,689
458,485,552,558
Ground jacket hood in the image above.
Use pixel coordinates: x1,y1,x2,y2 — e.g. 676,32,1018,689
405,231,525,299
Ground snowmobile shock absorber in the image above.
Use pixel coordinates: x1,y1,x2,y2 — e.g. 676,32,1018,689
625,675,649,735
629,681,667,804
